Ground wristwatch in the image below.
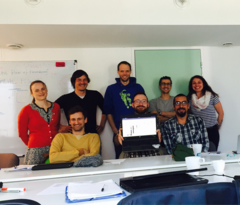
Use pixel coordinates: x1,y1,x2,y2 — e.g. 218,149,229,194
159,111,162,116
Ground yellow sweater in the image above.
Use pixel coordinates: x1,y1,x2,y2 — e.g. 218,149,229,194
49,133,100,163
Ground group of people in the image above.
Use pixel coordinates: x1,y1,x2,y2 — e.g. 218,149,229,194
17,61,224,164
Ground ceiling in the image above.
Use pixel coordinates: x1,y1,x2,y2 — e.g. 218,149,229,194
0,25,239,48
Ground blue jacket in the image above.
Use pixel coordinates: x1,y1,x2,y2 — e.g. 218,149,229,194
104,77,144,129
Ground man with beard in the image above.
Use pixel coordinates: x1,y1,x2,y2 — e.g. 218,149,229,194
49,106,100,163
115,92,166,158
149,76,175,123
162,94,209,154
55,70,106,134
104,61,144,159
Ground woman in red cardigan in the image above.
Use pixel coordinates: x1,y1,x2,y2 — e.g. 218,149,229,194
18,80,60,164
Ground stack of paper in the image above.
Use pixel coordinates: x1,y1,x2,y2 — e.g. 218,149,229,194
66,179,126,203
4,165,34,172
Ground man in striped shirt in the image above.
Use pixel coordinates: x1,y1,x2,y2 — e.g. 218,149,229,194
162,94,209,154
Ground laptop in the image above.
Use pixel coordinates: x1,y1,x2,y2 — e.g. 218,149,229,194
120,168,208,193
121,113,159,152
233,135,240,154
32,162,74,171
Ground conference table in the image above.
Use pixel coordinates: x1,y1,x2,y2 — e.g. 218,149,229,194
0,152,239,183
1,153,240,204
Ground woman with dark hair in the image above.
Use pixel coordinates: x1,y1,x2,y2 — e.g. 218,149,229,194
187,75,224,150
18,80,60,164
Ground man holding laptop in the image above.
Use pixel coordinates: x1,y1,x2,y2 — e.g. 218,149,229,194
116,91,167,158
162,94,209,154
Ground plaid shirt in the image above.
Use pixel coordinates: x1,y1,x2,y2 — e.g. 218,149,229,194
162,114,209,154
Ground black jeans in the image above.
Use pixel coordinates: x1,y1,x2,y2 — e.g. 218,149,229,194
113,133,122,159
207,124,220,150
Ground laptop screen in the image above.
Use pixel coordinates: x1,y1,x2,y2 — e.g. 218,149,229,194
122,115,156,138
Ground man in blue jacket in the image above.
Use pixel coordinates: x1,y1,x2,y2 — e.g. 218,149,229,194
104,61,144,159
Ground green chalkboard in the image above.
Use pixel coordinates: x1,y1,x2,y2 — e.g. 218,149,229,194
135,49,202,101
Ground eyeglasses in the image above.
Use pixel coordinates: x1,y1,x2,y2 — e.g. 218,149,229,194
161,83,172,86
134,100,147,104
175,101,188,106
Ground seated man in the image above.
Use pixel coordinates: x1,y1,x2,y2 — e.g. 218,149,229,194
162,94,209,154
116,91,167,158
50,105,100,163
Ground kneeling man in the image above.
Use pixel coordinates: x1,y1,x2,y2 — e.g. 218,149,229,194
162,94,209,154
50,106,100,163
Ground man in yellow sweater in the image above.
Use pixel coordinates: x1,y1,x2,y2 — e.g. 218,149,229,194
49,105,100,163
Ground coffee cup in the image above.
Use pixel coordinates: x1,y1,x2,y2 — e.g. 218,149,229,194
190,144,202,156
212,160,225,173
185,156,205,175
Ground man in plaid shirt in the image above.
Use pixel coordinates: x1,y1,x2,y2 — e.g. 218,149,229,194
162,94,209,154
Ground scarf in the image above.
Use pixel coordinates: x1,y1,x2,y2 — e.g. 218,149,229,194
191,91,211,111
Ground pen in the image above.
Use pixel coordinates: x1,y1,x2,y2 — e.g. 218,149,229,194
1,190,21,193
101,184,105,192
1,188,26,192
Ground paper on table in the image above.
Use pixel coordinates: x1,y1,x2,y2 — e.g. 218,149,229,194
38,181,92,195
104,159,125,164
4,165,34,172
67,179,123,200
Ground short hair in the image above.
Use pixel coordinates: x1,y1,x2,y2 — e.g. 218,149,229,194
159,76,172,85
70,70,90,89
173,94,189,104
132,91,148,102
68,105,87,119
117,61,131,71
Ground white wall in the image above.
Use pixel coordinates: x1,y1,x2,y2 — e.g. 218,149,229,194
1,0,240,25
1,46,239,157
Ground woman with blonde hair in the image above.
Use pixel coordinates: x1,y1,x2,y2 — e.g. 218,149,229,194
18,80,60,164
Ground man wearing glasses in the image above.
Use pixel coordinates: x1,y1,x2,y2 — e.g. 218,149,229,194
162,94,209,154
149,76,175,123
115,91,167,158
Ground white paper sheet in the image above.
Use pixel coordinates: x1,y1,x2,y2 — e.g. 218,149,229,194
104,159,125,164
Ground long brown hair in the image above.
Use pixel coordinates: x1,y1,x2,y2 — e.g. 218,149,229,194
30,80,47,103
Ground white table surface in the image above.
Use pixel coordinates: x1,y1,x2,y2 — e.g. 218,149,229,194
1,153,239,183
1,163,240,205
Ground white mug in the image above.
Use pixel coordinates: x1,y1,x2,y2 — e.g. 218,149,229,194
190,144,202,157
185,156,205,175
212,160,225,173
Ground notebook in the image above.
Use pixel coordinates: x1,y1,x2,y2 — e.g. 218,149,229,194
121,113,159,152
120,168,208,193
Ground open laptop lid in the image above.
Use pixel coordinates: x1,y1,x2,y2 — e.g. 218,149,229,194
121,113,158,140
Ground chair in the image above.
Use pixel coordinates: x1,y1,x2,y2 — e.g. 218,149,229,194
0,153,19,168
0,199,40,205
118,181,240,205
208,141,217,152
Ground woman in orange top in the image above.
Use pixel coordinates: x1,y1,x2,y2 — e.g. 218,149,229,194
18,80,60,164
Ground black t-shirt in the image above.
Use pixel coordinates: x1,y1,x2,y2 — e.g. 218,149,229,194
55,90,105,134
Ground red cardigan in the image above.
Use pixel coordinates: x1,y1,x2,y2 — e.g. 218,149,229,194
18,103,60,148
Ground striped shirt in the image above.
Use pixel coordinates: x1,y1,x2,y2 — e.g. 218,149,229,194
189,94,220,128
162,114,209,154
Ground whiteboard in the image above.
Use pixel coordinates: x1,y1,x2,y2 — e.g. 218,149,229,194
0,61,76,155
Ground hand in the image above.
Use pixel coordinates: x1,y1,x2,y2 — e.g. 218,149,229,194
96,125,104,134
78,148,90,156
156,129,161,142
113,128,119,135
117,128,124,145
59,125,72,133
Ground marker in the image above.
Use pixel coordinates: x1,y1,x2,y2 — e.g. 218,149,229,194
101,184,105,192
1,188,26,192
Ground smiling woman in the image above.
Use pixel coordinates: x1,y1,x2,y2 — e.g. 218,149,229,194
187,75,224,150
18,80,61,165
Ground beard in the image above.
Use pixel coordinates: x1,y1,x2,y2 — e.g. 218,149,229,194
176,108,187,117
72,124,84,132
135,106,148,114
120,76,130,82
